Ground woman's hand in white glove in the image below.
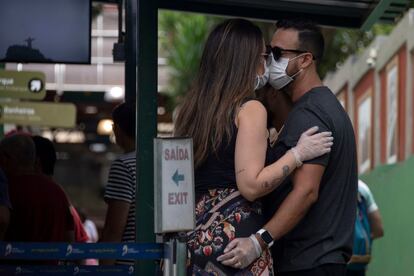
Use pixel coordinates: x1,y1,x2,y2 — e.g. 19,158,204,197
292,126,333,166
216,235,262,269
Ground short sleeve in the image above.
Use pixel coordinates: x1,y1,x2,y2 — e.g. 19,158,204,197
358,180,378,213
104,159,134,204
277,106,331,167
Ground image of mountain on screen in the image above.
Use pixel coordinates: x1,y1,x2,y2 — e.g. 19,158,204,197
4,37,52,62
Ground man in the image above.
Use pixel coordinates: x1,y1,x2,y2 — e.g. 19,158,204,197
32,135,89,244
32,135,57,177
347,180,384,276
219,19,358,275
0,135,74,263
100,103,136,265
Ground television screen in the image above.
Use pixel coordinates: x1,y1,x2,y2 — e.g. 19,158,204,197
0,0,91,64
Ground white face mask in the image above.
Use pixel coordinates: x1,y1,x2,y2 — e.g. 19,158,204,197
254,61,270,90
268,54,303,90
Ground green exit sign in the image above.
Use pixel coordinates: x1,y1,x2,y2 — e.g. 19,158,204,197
0,70,46,100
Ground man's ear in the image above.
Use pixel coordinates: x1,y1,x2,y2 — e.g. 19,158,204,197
300,53,314,69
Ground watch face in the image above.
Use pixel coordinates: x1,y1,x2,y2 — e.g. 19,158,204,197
261,230,273,245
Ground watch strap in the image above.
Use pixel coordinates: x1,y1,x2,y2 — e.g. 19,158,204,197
257,228,274,248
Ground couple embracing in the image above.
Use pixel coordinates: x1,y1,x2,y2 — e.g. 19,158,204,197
175,18,358,276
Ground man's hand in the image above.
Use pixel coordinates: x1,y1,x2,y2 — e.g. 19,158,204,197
216,235,262,269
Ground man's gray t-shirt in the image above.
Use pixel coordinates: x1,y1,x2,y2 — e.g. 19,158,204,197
263,86,358,272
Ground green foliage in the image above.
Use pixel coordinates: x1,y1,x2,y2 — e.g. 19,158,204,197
159,11,221,107
319,24,394,78
159,11,396,104
92,3,103,19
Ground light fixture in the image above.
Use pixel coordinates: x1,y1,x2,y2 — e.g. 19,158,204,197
366,47,378,67
104,86,124,102
97,119,113,135
85,106,98,114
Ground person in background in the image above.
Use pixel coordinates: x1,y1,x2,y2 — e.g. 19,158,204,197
32,135,89,245
78,208,99,243
347,180,384,276
0,135,74,264
0,168,11,240
32,135,57,177
77,208,99,265
101,102,136,265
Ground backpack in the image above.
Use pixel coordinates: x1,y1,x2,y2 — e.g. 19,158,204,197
348,192,372,271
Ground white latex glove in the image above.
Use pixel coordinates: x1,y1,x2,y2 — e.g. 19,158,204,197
216,235,262,269
292,126,333,165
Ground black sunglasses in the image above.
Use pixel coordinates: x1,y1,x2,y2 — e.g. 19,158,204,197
266,45,313,61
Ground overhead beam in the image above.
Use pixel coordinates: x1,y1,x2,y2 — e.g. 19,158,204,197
361,0,394,30
159,0,364,27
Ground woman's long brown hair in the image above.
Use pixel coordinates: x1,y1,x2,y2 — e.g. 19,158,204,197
174,19,263,168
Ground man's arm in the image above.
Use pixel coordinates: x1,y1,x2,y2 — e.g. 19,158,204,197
262,164,324,241
368,210,384,239
358,180,384,240
100,199,130,265
218,164,325,267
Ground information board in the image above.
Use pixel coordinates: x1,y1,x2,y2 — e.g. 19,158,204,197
154,138,195,233
0,101,76,128
0,70,46,100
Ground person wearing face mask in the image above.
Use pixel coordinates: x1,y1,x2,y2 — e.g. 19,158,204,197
174,19,333,275
218,19,358,276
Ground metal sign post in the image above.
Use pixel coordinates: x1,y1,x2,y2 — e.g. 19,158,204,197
154,138,195,275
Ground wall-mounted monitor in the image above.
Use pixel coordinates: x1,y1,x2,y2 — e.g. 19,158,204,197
0,0,91,64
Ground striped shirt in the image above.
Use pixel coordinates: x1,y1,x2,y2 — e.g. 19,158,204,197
104,151,136,265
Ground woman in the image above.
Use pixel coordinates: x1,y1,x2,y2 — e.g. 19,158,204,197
174,19,332,275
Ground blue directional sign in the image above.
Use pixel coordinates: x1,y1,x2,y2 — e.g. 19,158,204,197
172,169,184,186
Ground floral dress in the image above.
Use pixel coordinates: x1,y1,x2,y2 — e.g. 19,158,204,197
187,188,274,275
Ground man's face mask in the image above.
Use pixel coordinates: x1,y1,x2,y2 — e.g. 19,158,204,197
267,45,309,90
268,54,303,90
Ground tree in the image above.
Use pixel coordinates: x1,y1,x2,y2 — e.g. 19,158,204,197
320,24,394,78
159,11,399,106
158,12,277,109
158,11,221,108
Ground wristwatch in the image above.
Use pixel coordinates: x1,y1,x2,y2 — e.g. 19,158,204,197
256,229,274,248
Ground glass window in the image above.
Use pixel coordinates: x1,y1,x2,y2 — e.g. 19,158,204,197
65,64,98,85
386,65,398,164
102,37,118,59
358,92,372,173
337,90,346,110
91,37,98,58
103,6,119,30
102,64,124,85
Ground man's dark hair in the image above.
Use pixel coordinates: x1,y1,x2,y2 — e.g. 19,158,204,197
32,136,57,176
276,19,324,61
112,102,136,139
